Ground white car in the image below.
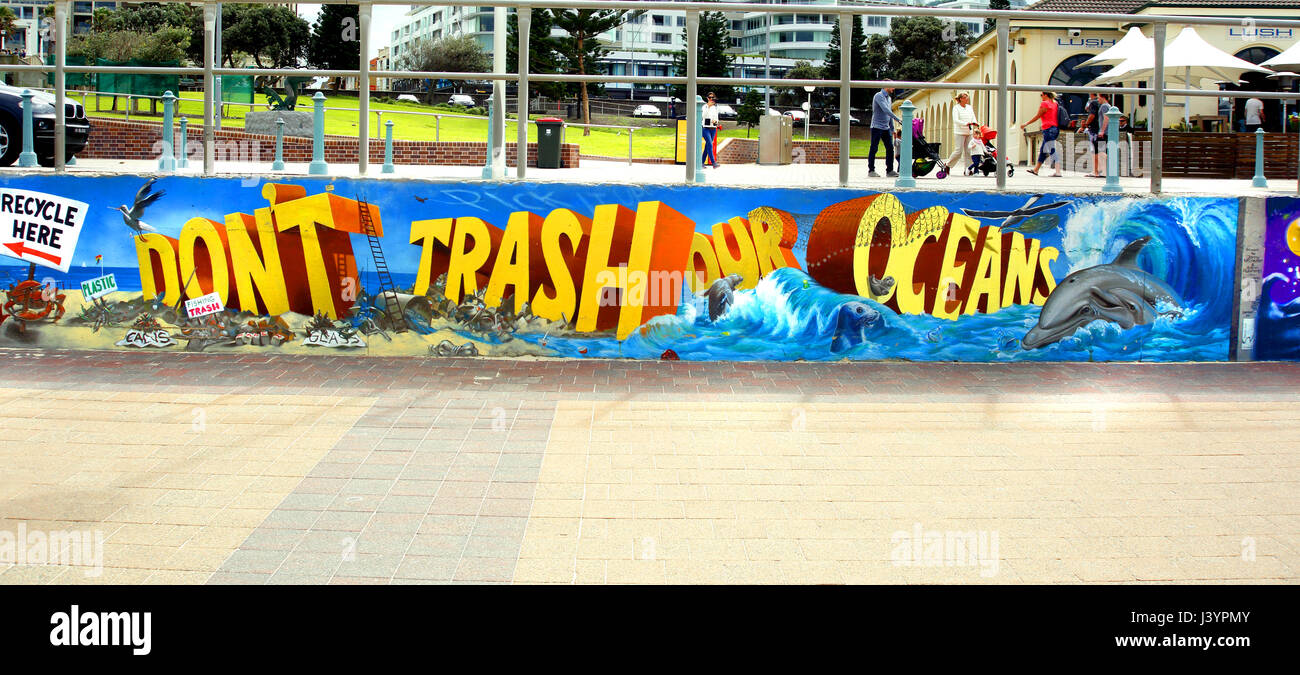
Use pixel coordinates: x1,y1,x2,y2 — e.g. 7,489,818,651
767,108,783,116
396,94,420,104
632,104,662,118
784,109,807,121
448,94,476,107
716,104,737,120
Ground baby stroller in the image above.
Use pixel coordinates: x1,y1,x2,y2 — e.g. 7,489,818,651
971,125,1014,177
910,118,950,179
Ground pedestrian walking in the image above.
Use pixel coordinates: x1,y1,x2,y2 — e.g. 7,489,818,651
702,92,721,169
869,85,901,177
945,92,979,175
1020,92,1063,176
1082,92,1103,177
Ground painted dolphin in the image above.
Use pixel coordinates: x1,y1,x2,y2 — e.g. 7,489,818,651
1022,236,1181,350
962,194,1069,229
703,273,744,321
830,301,882,353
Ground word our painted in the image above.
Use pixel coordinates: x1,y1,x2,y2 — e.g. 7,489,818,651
0,189,87,272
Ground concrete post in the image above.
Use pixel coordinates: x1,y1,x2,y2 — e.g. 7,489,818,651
358,4,371,175
1252,128,1268,188
178,117,189,168
18,90,37,167
1151,23,1166,194
995,17,1009,191
838,12,850,187
686,10,699,184
203,3,216,175
1103,107,1122,193
517,7,531,180
896,100,916,188
159,91,176,172
309,92,327,175
489,5,506,179
272,117,285,171
53,0,66,172
383,119,395,174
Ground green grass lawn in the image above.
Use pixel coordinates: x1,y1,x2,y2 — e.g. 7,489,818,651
79,91,877,159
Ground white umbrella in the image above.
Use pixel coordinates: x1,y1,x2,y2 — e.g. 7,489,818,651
1079,27,1153,68
1262,41,1300,71
1091,27,1273,126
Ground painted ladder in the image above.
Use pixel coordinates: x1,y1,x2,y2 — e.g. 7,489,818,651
357,198,407,333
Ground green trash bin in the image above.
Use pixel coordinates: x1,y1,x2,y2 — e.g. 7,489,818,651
536,118,565,168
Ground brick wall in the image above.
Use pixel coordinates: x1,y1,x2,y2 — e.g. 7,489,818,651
717,137,839,164
80,118,580,168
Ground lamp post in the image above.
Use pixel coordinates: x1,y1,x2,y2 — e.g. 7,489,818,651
803,85,814,141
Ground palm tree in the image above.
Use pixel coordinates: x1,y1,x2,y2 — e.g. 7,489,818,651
552,9,642,136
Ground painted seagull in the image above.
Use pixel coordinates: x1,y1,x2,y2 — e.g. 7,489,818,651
110,178,164,239
961,194,1068,229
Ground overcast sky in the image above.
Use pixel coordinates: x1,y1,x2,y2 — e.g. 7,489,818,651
297,4,412,60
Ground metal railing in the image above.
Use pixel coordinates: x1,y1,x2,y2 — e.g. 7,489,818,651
4,0,1300,191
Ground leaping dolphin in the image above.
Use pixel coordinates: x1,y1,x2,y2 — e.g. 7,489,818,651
1021,236,1181,350
962,194,1068,229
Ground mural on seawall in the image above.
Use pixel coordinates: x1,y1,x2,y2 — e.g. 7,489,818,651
1255,198,1300,360
0,175,1237,361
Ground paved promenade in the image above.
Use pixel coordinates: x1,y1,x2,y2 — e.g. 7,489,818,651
0,350,1297,584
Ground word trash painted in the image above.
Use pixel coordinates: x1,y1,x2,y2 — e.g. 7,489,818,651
0,176,1238,361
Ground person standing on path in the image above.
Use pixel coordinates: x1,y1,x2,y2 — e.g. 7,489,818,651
1245,96,1265,133
869,85,901,177
945,92,979,175
1020,92,1062,176
702,92,721,168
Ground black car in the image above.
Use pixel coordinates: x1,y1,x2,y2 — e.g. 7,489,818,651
0,83,91,167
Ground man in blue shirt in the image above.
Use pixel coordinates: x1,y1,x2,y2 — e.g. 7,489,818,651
870,86,901,178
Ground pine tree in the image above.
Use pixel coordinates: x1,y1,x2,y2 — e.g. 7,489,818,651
308,5,359,90
671,10,735,102
508,8,566,101
737,88,763,137
986,0,1011,32
553,9,642,135
822,15,870,108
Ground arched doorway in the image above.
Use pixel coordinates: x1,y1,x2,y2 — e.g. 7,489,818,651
1049,54,1110,123
1228,46,1283,131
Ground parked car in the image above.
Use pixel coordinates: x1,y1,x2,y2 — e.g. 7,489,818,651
716,104,737,120
632,104,662,118
0,83,90,167
447,94,476,107
396,94,420,104
829,112,861,126
783,109,807,122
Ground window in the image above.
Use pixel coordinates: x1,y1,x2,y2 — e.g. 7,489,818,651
654,33,672,44
797,14,818,24
479,16,493,32
775,15,793,25
795,31,813,42
677,17,685,27
653,15,666,26
867,16,888,28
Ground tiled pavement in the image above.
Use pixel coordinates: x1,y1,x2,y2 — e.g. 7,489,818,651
1,349,1298,584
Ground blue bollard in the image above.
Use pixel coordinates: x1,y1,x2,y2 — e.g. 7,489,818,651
1103,107,1122,193
896,100,917,188
309,92,328,175
382,119,395,174
481,105,497,179
272,117,285,171
158,91,176,171
178,117,189,168
1252,128,1268,188
18,89,37,167
694,95,705,184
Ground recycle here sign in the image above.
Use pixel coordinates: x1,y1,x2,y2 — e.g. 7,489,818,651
0,188,88,273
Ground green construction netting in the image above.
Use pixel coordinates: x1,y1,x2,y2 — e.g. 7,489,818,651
221,74,254,104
